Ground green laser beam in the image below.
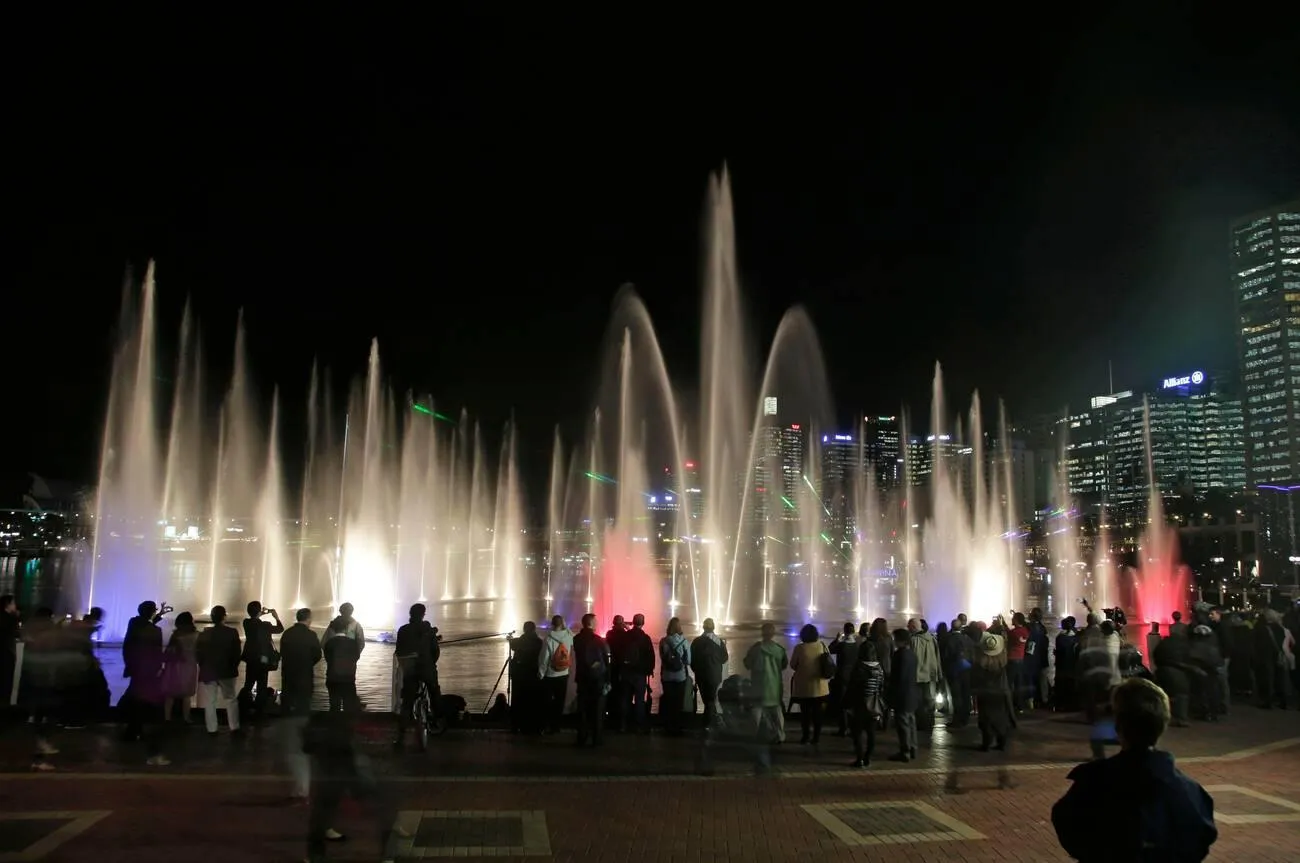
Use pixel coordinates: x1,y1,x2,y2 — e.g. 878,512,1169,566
584,471,617,485
412,402,455,424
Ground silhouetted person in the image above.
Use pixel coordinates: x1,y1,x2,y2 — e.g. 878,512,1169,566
888,628,919,762
197,605,242,735
690,617,729,731
240,600,283,722
573,613,610,746
0,595,18,713
324,616,360,712
395,603,440,747
280,607,322,801
122,600,169,764
508,622,543,733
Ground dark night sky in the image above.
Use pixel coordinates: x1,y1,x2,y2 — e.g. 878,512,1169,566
8,8,1300,497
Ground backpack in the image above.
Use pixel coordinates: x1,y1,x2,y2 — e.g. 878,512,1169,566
663,640,684,673
548,638,571,672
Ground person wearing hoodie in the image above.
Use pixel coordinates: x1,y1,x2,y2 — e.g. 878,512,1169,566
1051,678,1217,862
320,602,365,655
690,617,728,731
744,622,789,746
537,615,574,734
907,618,941,732
659,617,692,736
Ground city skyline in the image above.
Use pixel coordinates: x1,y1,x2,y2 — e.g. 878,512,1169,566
11,14,1300,494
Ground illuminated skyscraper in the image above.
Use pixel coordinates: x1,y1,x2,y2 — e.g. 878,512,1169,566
1234,200,1300,583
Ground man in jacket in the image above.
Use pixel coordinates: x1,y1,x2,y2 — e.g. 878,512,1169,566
907,618,941,732
196,605,242,735
241,600,284,723
280,607,322,800
690,617,729,732
572,614,610,746
394,604,441,748
888,628,920,762
620,614,655,733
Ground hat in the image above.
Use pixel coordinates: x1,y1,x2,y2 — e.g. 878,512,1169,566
1192,624,1213,637
980,633,1004,656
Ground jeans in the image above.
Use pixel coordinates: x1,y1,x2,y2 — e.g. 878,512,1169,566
947,666,971,725
1216,661,1230,715
919,682,939,731
240,663,271,720
895,710,917,755
283,714,310,797
621,673,649,731
576,690,606,745
201,678,240,732
542,675,568,731
327,679,358,713
1007,659,1026,711
849,705,877,762
661,680,686,734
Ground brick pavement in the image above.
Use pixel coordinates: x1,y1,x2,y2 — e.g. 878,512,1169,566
0,708,1296,861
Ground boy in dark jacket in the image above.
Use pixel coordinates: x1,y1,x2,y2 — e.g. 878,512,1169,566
1052,678,1216,862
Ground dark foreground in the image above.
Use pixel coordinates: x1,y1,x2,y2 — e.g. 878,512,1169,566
0,707,1297,862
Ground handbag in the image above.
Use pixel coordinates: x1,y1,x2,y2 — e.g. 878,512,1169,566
818,643,836,680
682,674,698,713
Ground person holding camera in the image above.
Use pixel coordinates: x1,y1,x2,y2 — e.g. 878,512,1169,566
394,603,441,747
121,600,171,765
241,601,283,723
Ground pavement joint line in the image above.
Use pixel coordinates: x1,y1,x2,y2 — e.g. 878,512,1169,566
2,736,1296,784
1203,783,1300,824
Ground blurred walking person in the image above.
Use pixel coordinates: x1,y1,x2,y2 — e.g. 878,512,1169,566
280,607,322,802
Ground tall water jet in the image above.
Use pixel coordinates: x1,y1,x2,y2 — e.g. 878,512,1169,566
338,341,397,627
919,367,1022,624
544,428,564,602
89,263,163,640
255,393,290,610
1126,400,1191,627
700,168,751,624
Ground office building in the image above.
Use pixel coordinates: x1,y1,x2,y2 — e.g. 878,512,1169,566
1233,200,1300,583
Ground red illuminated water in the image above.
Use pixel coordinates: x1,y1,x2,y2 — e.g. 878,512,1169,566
593,529,667,636
1119,519,1191,628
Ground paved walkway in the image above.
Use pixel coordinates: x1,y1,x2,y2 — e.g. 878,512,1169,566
1,707,1297,861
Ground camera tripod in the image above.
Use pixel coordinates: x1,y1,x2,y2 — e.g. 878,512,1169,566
483,631,516,714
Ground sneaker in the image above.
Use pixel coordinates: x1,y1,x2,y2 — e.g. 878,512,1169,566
30,761,55,772
146,755,171,766
35,741,59,756
324,828,345,841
